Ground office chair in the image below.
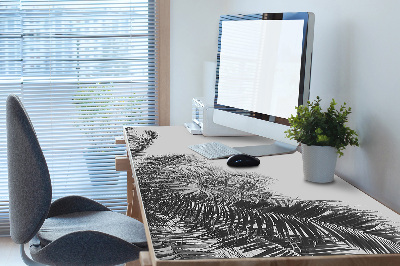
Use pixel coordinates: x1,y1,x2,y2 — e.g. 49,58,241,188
6,94,147,265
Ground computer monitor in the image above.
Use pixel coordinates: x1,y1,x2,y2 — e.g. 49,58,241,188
213,12,315,156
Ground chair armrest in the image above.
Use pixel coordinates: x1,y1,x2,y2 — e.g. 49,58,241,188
47,195,110,218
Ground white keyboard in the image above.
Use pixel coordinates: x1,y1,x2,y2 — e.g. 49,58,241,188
189,142,242,159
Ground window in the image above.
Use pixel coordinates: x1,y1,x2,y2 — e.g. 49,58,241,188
0,0,169,236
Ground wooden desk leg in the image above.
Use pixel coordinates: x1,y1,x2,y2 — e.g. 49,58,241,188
139,252,152,266
127,169,134,217
127,169,143,223
132,185,143,223
115,155,135,217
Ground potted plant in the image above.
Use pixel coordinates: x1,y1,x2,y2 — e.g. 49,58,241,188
285,96,359,183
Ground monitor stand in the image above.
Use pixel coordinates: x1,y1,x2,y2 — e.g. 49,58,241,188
233,141,298,157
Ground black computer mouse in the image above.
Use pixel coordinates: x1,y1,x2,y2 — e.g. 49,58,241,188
227,154,260,167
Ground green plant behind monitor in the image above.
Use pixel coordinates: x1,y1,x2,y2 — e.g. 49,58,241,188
285,96,359,157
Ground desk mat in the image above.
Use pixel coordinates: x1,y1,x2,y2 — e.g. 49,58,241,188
125,127,400,260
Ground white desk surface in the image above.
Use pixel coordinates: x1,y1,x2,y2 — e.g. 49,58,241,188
130,126,399,223
124,125,400,264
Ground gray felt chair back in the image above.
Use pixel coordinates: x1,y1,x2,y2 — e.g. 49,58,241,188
6,94,52,244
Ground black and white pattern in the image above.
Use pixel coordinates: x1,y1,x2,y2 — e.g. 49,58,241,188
126,128,400,260
125,127,158,154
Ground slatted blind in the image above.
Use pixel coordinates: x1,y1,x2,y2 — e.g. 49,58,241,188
0,0,159,236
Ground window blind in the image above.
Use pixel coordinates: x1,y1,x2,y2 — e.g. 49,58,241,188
0,0,159,236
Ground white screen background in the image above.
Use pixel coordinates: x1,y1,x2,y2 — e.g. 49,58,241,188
217,20,304,118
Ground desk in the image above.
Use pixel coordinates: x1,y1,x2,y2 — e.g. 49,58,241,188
117,126,400,266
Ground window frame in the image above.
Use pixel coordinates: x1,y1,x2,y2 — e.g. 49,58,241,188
156,0,170,126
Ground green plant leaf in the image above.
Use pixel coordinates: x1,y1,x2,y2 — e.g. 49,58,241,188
286,97,359,157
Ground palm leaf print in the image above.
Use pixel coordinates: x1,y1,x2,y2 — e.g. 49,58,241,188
124,128,400,260
132,153,400,260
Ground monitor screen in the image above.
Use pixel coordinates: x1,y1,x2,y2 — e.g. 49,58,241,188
213,13,314,156
217,19,304,119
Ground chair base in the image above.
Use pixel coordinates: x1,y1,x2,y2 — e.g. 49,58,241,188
20,244,45,266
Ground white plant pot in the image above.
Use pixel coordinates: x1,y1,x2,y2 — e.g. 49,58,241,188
301,144,338,183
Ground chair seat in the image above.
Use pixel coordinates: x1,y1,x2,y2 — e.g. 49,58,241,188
37,211,147,248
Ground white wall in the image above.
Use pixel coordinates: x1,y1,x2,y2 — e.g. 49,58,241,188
170,0,228,125
170,0,400,213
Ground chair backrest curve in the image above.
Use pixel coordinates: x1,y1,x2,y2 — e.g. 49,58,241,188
6,94,52,244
